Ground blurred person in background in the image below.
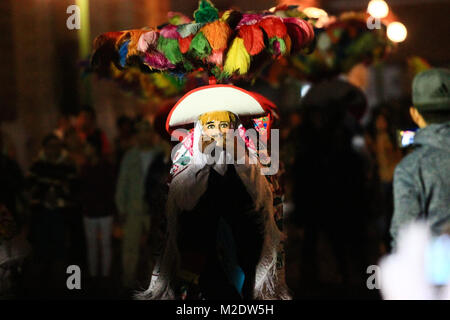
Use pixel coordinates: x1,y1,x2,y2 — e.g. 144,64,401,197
280,110,303,199
0,133,25,228
292,79,369,291
76,106,111,157
390,68,450,250
114,115,136,172
0,127,17,160
26,134,78,294
142,129,170,290
61,126,87,266
115,119,164,291
53,114,72,141
63,127,87,170
80,135,115,293
0,132,25,298
365,106,403,253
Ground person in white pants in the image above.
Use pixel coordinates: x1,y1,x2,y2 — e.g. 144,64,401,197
80,136,115,281
83,216,113,277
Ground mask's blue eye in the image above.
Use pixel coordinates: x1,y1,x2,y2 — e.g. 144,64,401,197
220,123,229,129
207,124,215,130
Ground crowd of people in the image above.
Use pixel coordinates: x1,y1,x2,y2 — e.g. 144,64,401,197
0,106,169,298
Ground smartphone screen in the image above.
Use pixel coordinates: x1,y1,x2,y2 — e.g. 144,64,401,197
397,130,417,148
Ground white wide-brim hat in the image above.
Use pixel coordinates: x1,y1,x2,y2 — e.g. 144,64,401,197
165,85,267,133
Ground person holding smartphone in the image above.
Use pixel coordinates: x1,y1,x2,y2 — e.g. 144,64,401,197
390,68,450,249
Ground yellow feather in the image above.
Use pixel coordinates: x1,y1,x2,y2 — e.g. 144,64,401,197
224,37,250,75
221,10,232,22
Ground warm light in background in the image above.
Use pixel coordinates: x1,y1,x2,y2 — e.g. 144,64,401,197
367,0,389,19
303,7,328,19
75,0,91,57
303,7,329,28
387,21,407,43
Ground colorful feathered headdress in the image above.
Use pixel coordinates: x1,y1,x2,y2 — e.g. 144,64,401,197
85,12,208,102
266,10,394,83
90,0,315,84
84,58,207,103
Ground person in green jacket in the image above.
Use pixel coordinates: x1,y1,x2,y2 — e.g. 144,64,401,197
115,119,165,289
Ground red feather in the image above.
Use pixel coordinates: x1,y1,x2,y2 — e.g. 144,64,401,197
179,35,193,54
258,17,287,39
238,24,265,56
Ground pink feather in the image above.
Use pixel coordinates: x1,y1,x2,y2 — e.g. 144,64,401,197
137,31,159,53
207,50,224,66
237,13,263,28
160,24,180,39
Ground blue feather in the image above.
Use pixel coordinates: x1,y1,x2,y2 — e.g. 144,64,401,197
168,70,187,83
119,40,130,67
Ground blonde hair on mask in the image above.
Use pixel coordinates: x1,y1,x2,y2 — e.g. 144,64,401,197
199,111,237,126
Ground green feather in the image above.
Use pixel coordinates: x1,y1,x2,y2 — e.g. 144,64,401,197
183,60,194,72
193,0,219,23
188,31,211,59
278,38,287,55
269,37,287,55
157,37,183,64
211,66,228,82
